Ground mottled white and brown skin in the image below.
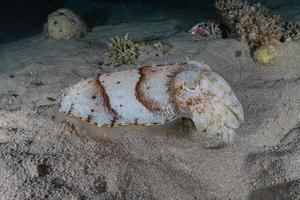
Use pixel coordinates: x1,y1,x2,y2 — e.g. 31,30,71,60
59,61,244,144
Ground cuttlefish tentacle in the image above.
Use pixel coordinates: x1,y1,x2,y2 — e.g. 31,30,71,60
59,60,244,145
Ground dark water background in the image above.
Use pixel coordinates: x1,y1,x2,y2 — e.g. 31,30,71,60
0,0,299,44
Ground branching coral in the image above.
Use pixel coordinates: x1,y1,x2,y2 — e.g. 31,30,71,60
104,34,143,66
104,35,171,66
215,0,300,48
282,22,300,41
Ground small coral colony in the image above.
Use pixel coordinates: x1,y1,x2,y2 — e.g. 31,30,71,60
43,0,298,145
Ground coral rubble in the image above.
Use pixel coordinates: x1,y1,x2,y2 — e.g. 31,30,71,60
44,8,87,40
215,0,300,48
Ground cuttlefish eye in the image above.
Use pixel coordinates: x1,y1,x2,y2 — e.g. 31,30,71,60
182,81,200,91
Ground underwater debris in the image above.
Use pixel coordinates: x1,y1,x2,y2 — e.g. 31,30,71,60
59,61,243,146
253,44,277,66
189,21,226,40
43,8,87,40
215,0,300,47
104,34,143,66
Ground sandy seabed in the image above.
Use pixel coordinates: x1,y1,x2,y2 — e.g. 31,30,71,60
0,21,299,200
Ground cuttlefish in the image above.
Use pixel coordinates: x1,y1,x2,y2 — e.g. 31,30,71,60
59,60,244,144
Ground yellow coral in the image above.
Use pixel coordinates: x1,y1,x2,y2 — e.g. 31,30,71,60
253,45,277,66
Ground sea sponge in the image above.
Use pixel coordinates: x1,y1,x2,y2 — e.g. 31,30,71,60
253,45,277,66
104,34,144,66
215,0,300,48
44,8,87,40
